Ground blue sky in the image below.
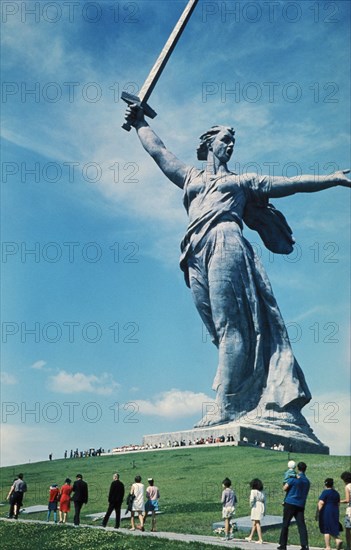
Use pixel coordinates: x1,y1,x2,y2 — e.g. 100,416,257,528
1,0,350,465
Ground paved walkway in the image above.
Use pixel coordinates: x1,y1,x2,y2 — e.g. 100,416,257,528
0,517,323,549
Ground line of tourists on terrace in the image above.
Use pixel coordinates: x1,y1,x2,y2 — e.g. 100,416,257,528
56,436,287,458
110,435,286,453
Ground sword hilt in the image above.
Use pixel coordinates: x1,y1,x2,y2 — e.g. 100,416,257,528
121,91,158,132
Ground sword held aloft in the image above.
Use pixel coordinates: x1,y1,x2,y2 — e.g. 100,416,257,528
121,0,199,131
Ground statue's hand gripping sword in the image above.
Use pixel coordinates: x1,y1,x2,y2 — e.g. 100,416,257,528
121,0,199,131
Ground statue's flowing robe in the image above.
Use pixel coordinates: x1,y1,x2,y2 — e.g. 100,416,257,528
180,168,311,417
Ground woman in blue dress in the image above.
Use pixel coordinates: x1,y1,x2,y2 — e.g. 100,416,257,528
318,478,342,550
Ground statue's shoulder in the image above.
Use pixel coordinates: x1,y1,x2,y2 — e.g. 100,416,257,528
184,166,204,186
237,172,259,186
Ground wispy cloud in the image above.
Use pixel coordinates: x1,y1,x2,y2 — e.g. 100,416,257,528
296,212,351,233
0,372,17,385
2,7,349,272
290,306,325,323
48,370,119,395
30,360,47,370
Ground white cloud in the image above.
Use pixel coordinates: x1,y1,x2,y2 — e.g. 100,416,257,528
0,372,17,385
48,370,119,396
135,389,214,419
31,360,47,370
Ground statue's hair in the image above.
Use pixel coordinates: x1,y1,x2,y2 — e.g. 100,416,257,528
197,125,235,160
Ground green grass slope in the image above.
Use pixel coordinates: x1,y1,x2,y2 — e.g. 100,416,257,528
1,446,350,549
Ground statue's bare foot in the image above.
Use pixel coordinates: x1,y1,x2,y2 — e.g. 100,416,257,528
194,409,233,428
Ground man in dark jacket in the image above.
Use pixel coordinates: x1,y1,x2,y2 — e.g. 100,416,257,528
102,473,125,528
72,474,88,526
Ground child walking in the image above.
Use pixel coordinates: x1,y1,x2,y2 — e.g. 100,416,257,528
47,484,60,523
221,477,237,541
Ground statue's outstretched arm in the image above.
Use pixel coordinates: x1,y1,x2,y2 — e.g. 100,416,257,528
269,169,350,198
124,104,190,189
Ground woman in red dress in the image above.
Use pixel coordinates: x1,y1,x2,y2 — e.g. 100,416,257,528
59,478,73,523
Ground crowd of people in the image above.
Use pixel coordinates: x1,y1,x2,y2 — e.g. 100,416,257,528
54,436,288,458
6,473,88,526
110,435,287,454
220,463,351,548
6,465,351,549
60,448,105,459
5,471,160,532
110,437,235,454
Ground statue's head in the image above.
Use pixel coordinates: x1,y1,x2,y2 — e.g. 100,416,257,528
197,125,235,161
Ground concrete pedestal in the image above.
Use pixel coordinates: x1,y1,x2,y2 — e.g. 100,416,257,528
143,417,329,455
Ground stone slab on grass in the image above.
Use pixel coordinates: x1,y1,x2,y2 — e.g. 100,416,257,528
21,505,48,514
213,514,295,533
86,509,163,521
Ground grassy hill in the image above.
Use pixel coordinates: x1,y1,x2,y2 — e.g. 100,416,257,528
0,446,350,549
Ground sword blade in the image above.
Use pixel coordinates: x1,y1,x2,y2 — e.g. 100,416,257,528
138,0,199,103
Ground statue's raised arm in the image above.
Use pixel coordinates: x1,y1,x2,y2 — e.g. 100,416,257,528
124,104,190,189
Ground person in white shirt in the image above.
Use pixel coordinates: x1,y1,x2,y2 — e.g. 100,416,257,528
130,475,145,531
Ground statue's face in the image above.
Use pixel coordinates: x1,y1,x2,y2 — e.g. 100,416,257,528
210,130,235,163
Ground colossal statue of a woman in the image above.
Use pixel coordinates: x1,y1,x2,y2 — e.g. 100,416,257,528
125,105,350,428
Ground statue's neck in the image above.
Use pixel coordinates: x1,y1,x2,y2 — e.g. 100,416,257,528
205,151,229,177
